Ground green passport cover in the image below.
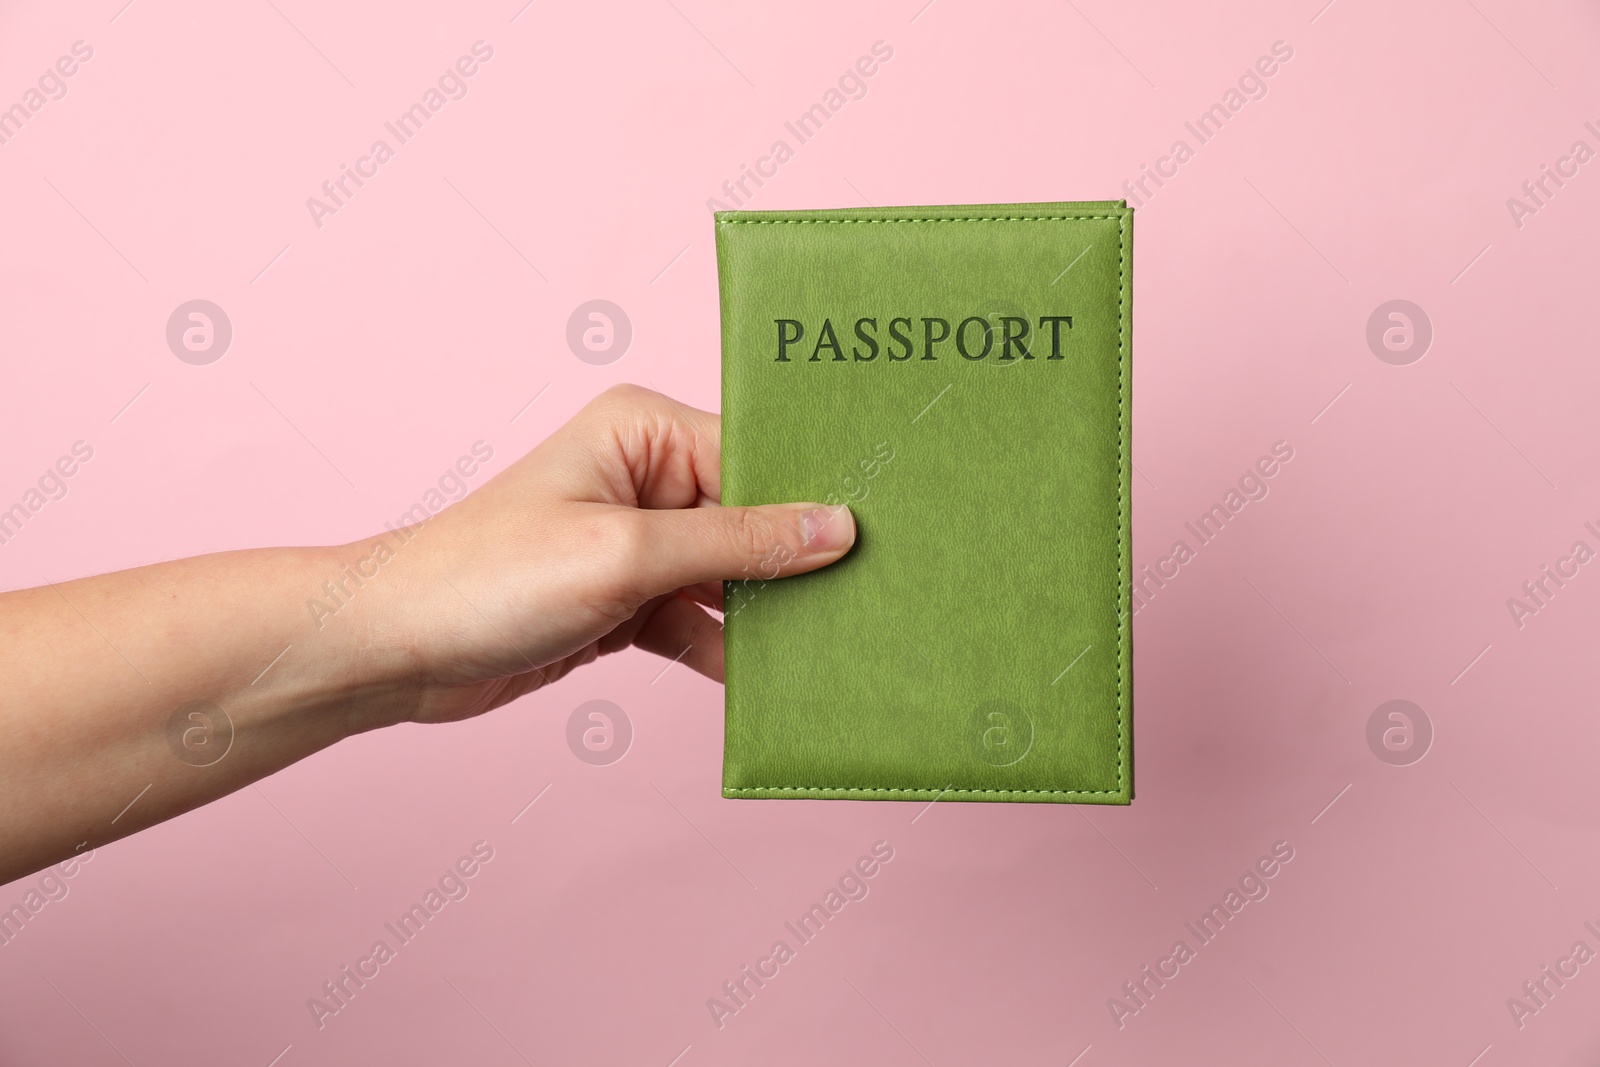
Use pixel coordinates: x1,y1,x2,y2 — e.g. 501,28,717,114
716,200,1132,804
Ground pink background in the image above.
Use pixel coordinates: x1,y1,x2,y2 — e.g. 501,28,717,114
2,0,1598,1063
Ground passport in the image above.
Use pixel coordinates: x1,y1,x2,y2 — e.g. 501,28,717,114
716,201,1133,804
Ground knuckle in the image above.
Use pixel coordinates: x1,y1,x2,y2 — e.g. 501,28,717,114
728,507,782,567
596,382,652,412
608,508,652,574
581,509,650,600
574,384,665,453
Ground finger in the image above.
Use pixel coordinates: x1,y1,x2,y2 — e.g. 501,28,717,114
595,592,675,655
681,581,725,612
567,385,725,509
626,502,855,601
469,644,600,716
633,595,727,682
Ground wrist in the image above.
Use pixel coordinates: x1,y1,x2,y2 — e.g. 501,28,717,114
295,537,429,733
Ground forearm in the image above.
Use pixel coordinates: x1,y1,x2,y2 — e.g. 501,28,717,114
0,542,416,884
0,386,853,886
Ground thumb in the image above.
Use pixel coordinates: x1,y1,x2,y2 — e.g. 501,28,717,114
627,503,855,600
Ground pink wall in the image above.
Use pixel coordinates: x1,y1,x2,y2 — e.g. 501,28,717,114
2,0,1598,1063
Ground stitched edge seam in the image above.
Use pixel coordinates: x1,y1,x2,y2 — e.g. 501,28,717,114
1116,211,1128,796
720,216,1122,224
723,786,1122,796
725,211,1131,799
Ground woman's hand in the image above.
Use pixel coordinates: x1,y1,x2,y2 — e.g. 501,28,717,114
361,383,856,724
0,384,854,885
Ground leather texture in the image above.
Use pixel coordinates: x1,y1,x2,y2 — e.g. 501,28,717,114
717,201,1133,804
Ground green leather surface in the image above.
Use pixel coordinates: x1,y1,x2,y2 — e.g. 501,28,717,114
717,201,1133,804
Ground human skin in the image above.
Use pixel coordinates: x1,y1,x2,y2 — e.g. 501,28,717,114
0,385,855,885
